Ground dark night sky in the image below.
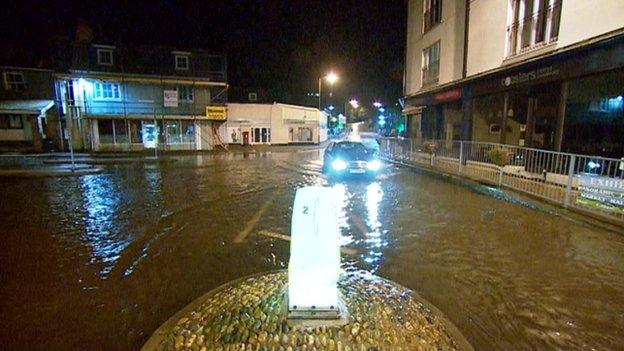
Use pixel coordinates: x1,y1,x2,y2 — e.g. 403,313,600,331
1,1,406,109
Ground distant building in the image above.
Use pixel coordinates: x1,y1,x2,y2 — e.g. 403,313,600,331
225,103,327,145
0,66,61,152
404,0,624,157
228,87,272,104
55,43,228,151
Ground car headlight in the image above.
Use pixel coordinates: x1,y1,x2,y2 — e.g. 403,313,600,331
331,159,347,171
366,159,382,171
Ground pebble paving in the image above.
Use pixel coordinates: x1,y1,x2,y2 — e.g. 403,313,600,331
148,271,461,351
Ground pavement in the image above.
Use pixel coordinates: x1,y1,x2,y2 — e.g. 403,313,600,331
0,141,332,177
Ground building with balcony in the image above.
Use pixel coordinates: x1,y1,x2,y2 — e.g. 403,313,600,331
56,43,228,152
225,103,328,145
404,0,624,157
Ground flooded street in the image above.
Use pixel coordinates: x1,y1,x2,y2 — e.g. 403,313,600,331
1,149,623,350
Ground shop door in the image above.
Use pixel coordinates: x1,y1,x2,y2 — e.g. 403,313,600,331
529,83,559,150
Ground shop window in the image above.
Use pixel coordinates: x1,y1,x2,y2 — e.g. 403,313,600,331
114,119,128,144
422,41,440,85
166,120,182,144
0,114,23,129
261,128,269,143
98,119,114,144
157,120,165,144
298,127,313,142
3,72,26,91
129,120,142,143
180,120,195,143
423,0,442,33
589,99,609,112
254,128,261,143
94,82,121,100
506,0,562,57
97,49,114,66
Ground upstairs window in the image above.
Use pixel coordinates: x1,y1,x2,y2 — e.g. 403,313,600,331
506,0,562,57
423,0,443,33
93,82,121,100
3,72,26,91
176,86,194,102
422,41,440,85
97,49,114,66
175,55,189,70
248,92,258,101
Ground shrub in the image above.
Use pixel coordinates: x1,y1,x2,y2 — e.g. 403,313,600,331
488,147,512,167
422,142,437,155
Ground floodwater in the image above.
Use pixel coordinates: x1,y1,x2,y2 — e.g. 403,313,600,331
0,149,623,350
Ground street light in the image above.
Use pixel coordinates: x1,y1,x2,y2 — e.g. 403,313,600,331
373,101,382,108
318,72,338,110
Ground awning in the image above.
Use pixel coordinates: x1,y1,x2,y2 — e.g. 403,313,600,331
0,100,54,115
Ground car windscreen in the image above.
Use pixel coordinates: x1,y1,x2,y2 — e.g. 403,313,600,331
360,138,380,150
333,142,369,159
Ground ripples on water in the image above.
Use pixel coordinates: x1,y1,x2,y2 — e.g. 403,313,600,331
0,151,622,350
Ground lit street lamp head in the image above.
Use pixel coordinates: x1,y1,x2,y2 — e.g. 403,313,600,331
349,99,359,108
325,72,338,84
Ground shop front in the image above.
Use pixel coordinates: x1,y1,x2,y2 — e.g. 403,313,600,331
89,116,211,152
404,86,470,143
470,34,624,157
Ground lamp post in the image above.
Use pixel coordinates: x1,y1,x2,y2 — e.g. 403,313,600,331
318,72,338,110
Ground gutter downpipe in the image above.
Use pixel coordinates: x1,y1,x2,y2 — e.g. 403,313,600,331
462,0,470,79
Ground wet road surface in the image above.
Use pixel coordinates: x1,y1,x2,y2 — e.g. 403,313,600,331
0,149,623,350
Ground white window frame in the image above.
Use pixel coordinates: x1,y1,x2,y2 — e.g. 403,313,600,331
3,72,26,91
93,81,122,101
422,41,440,85
97,49,114,66
248,92,258,101
423,0,443,33
505,0,561,58
175,55,189,70
175,86,194,102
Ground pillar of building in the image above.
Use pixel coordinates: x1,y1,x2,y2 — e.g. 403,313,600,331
554,81,569,152
500,92,509,144
461,87,473,141
525,97,536,148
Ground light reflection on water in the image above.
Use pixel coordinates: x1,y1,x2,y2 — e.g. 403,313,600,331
363,182,387,272
332,183,354,247
79,175,131,277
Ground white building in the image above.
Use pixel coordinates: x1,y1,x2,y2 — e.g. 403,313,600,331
404,0,624,157
225,103,327,145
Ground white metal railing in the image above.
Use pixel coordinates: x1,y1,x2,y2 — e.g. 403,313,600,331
380,138,624,224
